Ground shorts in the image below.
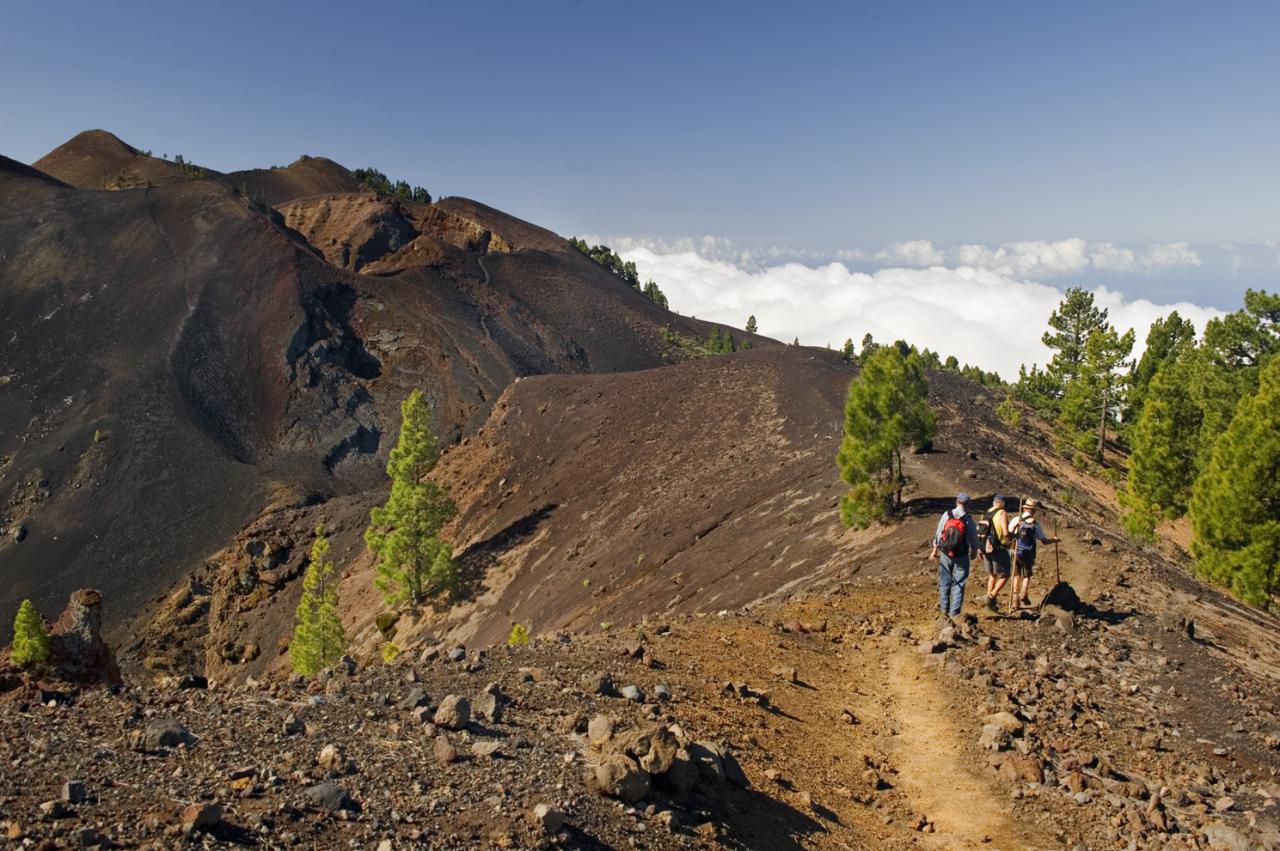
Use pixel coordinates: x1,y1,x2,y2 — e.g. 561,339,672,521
1014,551,1035,578
985,548,1011,578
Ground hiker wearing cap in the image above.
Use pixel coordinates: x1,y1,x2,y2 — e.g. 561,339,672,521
980,494,1013,611
1009,498,1059,607
930,493,980,622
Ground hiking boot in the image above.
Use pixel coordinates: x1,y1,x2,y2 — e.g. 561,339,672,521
984,595,998,612
1020,596,1032,607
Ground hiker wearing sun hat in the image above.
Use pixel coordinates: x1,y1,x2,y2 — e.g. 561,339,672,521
931,492,980,622
1008,497,1059,608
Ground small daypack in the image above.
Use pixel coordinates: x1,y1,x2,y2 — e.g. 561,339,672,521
940,513,967,557
1014,516,1038,557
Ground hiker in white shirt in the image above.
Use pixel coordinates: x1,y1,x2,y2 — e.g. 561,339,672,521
1008,498,1058,608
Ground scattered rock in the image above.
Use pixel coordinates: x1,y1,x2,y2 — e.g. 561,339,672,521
433,735,459,765
398,687,430,710
472,740,503,758
304,781,358,813
39,800,71,820
531,803,566,834
474,684,506,723
620,684,644,702
317,743,350,773
581,671,617,696
61,780,87,804
130,718,193,751
587,754,650,802
433,695,471,730
181,803,222,832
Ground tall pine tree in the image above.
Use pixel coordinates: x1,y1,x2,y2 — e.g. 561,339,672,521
289,526,347,677
1058,324,1134,458
1126,311,1195,424
1043,287,1110,394
365,390,458,605
836,347,936,528
1189,356,1280,609
1121,348,1200,539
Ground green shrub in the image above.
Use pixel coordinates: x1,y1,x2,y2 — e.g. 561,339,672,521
507,623,530,647
11,599,51,667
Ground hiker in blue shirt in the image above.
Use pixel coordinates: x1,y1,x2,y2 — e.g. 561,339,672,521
930,493,980,622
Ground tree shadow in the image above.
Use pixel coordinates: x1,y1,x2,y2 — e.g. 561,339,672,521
454,504,558,601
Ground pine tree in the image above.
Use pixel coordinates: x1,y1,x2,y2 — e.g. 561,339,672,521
365,390,458,605
1043,287,1109,392
1057,324,1134,458
1188,356,1280,608
840,338,855,362
1127,311,1196,423
1121,350,1201,539
836,348,936,528
289,526,347,677
1191,289,1280,470
746,315,758,334
11,599,51,667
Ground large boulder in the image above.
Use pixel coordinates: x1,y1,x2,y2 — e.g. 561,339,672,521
50,590,120,685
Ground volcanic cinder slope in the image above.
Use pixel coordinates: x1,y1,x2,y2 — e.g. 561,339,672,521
0,131,746,639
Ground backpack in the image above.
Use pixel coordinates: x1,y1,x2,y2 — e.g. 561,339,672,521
1014,517,1038,557
979,508,1005,554
940,513,968,557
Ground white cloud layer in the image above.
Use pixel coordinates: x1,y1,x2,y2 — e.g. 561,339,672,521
617,245,1225,378
590,235,1205,281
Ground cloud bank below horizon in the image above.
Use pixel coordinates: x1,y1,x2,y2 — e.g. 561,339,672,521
602,239,1227,378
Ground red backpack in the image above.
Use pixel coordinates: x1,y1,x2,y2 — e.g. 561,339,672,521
940,514,967,557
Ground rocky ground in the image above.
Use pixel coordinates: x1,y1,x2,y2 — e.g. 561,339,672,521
3,529,1278,850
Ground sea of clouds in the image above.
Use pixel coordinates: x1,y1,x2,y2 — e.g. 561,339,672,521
593,237,1228,379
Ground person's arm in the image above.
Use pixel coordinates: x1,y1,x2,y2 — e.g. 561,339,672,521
930,512,945,558
1037,522,1057,544
967,516,980,559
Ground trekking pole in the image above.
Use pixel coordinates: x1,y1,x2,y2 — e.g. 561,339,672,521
1054,516,1061,586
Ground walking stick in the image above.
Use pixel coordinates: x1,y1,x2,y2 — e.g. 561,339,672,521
1009,497,1020,613
1054,516,1061,586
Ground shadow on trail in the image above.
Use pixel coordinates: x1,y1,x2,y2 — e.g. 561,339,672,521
904,493,1023,517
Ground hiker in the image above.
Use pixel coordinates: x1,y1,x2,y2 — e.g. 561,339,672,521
1008,498,1059,608
980,494,1012,611
930,493,979,622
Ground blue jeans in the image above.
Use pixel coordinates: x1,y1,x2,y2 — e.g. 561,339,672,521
938,554,970,617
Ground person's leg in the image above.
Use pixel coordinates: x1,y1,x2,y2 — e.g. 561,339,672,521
938,556,952,617
1010,558,1025,607
1021,562,1034,605
949,558,970,617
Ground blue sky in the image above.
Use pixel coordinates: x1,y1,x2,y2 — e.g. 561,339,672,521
2,0,1276,355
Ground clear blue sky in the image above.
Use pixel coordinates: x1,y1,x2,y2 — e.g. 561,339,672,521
3,0,1277,300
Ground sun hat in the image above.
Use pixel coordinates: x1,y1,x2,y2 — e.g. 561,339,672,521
993,494,1005,506
1024,497,1040,509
